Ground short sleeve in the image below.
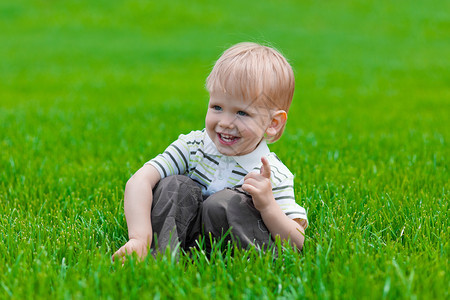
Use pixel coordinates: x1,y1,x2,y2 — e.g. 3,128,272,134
146,133,192,179
273,177,309,229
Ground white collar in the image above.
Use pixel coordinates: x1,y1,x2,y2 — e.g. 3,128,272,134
203,130,270,173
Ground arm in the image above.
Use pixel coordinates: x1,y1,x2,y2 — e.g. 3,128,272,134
113,132,196,261
112,164,161,261
242,157,305,250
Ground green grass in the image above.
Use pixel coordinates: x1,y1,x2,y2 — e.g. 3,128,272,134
1,0,448,298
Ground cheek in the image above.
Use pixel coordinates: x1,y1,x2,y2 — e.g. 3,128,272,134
205,113,216,127
240,118,264,134
205,112,211,122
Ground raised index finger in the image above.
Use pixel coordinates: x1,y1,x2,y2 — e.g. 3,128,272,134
260,156,271,179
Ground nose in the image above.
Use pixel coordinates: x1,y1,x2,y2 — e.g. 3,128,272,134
218,113,236,129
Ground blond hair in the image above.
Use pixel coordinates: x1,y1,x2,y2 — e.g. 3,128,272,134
206,42,295,142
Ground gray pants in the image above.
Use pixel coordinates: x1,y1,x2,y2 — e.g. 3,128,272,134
150,175,273,254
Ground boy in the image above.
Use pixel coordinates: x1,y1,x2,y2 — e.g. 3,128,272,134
113,42,308,261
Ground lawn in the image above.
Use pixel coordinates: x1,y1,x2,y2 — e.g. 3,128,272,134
0,0,448,299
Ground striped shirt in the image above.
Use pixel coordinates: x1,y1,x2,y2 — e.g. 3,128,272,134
147,129,308,227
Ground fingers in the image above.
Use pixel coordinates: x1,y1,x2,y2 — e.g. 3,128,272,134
112,244,138,263
112,247,125,263
112,245,131,261
242,157,271,196
260,156,271,179
242,174,268,195
243,157,271,182
112,239,150,265
241,182,257,194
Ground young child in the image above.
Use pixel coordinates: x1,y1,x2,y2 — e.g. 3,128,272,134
113,42,308,261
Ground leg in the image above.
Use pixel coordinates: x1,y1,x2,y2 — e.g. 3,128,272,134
202,188,273,251
151,175,203,254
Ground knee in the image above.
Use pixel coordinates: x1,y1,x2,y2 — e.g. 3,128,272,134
153,175,202,208
205,188,251,211
157,175,194,188
202,189,239,215
202,190,227,220
202,189,249,228
155,175,201,194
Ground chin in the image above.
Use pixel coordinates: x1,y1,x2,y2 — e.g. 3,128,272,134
216,146,239,156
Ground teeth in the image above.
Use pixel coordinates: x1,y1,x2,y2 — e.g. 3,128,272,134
220,134,235,141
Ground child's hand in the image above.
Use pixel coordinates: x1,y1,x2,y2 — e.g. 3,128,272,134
112,238,149,263
242,156,276,212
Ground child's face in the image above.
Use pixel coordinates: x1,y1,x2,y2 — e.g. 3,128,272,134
205,91,273,156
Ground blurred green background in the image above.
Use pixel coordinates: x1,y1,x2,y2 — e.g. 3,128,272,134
0,0,448,298
2,0,448,173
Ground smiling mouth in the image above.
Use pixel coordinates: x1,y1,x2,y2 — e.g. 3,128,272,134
217,133,240,145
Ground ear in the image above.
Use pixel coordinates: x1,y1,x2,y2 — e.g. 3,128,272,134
265,110,287,138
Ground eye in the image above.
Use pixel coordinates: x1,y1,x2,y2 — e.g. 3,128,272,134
237,111,248,116
212,105,222,111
